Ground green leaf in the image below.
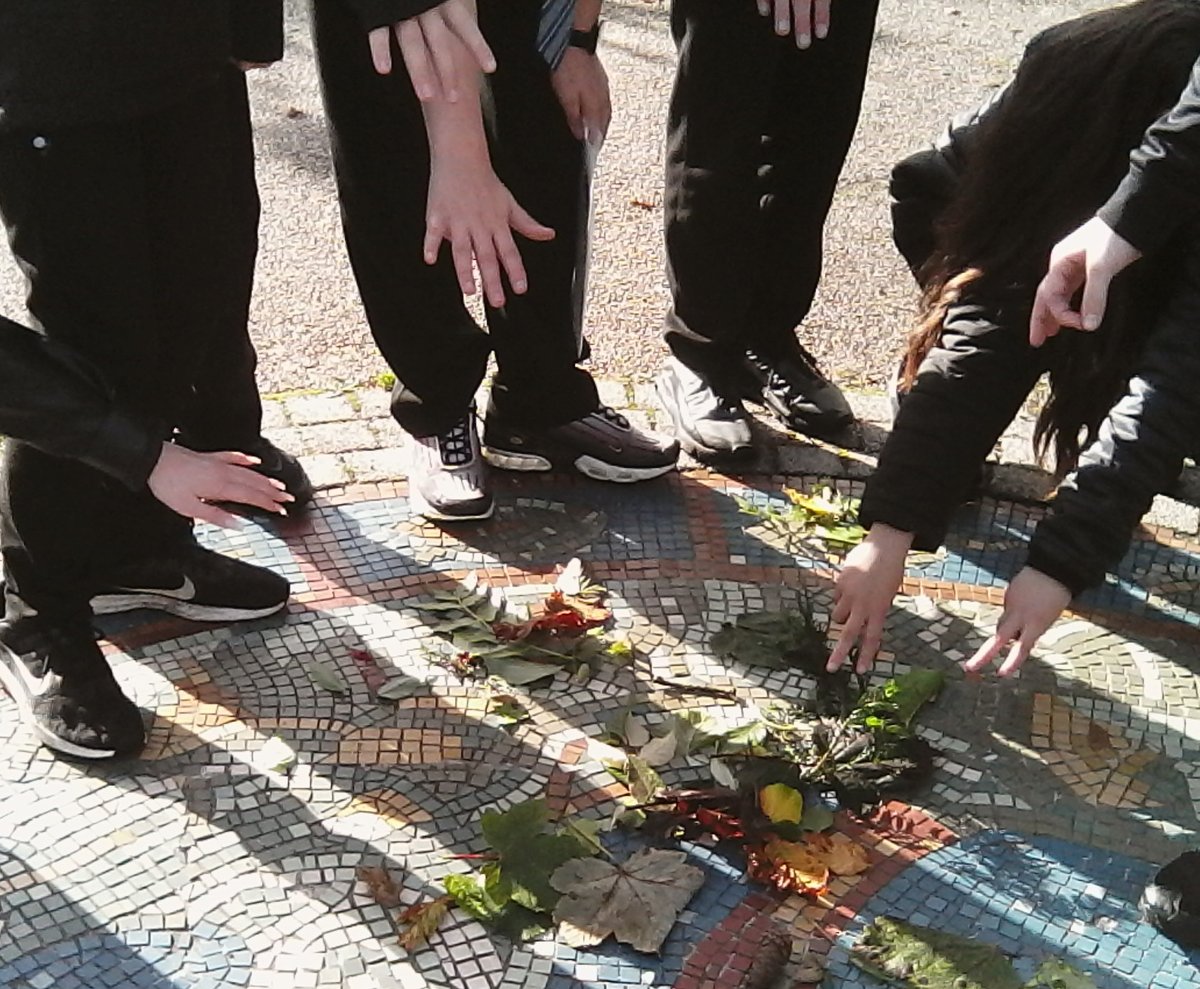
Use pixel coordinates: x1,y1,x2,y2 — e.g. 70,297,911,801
626,755,663,804
485,695,531,727
376,673,427,701
479,799,592,913
605,639,634,665
851,916,1024,989
1025,959,1098,989
887,669,945,726
558,817,605,856
415,599,471,612
304,658,348,694
799,802,835,832
486,656,561,686
429,616,479,633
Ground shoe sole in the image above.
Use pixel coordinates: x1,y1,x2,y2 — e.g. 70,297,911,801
654,374,754,460
0,641,119,760
408,486,495,523
485,447,675,484
89,594,288,622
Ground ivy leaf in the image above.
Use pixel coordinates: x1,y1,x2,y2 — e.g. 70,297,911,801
397,895,453,951
356,864,402,908
759,783,804,825
305,658,348,694
486,656,561,686
551,848,705,953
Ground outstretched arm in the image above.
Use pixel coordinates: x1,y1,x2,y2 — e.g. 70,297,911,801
420,24,555,306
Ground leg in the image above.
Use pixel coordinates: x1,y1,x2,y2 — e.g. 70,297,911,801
311,0,490,439
476,0,599,428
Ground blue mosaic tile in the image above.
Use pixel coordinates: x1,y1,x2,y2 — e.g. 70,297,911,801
825,831,1200,989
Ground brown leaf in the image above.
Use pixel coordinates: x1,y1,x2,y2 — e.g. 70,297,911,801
556,594,611,624
357,865,402,908
397,895,453,951
807,832,871,877
1086,722,1113,752
748,839,829,895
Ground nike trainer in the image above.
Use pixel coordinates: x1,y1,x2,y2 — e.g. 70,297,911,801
0,618,145,760
484,405,680,483
656,358,753,458
407,410,494,522
90,545,290,621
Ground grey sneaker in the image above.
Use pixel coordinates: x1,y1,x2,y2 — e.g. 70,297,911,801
484,406,679,483
408,412,494,522
655,358,753,458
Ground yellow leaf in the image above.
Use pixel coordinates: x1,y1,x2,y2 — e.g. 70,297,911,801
782,488,841,520
808,832,871,876
397,895,453,951
750,839,829,894
759,782,804,824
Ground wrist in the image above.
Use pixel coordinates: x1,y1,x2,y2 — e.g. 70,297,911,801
568,21,601,55
867,523,916,552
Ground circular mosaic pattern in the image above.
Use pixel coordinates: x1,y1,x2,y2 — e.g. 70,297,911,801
1,473,1199,988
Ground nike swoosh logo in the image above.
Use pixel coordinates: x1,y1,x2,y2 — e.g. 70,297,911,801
111,576,197,601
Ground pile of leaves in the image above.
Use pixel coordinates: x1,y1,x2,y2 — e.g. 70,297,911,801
379,798,705,955
415,561,629,687
852,917,1098,989
736,485,866,560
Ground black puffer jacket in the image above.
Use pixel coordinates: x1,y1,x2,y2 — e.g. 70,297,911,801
863,84,1200,596
0,1,283,131
0,316,162,490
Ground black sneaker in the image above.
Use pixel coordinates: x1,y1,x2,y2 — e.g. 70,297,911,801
0,618,145,760
743,347,856,444
484,405,680,483
90,545,290,621
181,436,314,515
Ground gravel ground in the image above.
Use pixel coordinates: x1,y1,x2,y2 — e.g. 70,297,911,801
0,0,1100,393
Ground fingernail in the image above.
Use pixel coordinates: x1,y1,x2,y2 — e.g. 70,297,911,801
513,280,527,293
776,20,789,33
816,23,828,38
1083,315,1100,330
797,33,811,48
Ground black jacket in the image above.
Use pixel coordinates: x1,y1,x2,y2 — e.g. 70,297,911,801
342,0,446,31
0,315,162,490
866,84,1200,596
0,1,283,131
1099,58,1200,256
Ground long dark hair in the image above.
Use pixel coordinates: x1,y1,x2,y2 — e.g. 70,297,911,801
905,0,1200,474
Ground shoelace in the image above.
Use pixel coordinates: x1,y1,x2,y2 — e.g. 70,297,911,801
437,417,475,468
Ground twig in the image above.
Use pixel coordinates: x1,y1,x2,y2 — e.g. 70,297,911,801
651,676,738,701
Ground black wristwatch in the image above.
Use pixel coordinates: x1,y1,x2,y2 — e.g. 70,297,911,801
568,22,601,55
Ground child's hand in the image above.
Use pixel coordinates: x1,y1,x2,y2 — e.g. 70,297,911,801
424,152,555,307
757,0,831,48
963,567,1071,677
368,0,496,101
827,524,913,674
148,444,293,529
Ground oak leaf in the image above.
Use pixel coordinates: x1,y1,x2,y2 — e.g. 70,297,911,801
550,847,705,953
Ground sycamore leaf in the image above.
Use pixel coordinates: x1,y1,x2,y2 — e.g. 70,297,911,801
305,658,348,694
443,873,548,942
759,783,804,825
852,916,1024,989
638,730,678,768
626,755,664,804
356,864,402,908
377,674,427,701
256,735,297,773
551,848,705,953
808,832,870,876
398,895,453,951
486,656,561,686
480,799,591,912
559,818,605,857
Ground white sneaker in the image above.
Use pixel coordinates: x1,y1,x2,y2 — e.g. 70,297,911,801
407,411,494,522
656,358,753,458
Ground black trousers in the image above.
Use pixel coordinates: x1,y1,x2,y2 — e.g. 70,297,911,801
311,0,599,438
0,74,259,622
663,0,880,391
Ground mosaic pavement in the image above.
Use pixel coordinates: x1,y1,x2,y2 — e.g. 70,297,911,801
3,471,1200,989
